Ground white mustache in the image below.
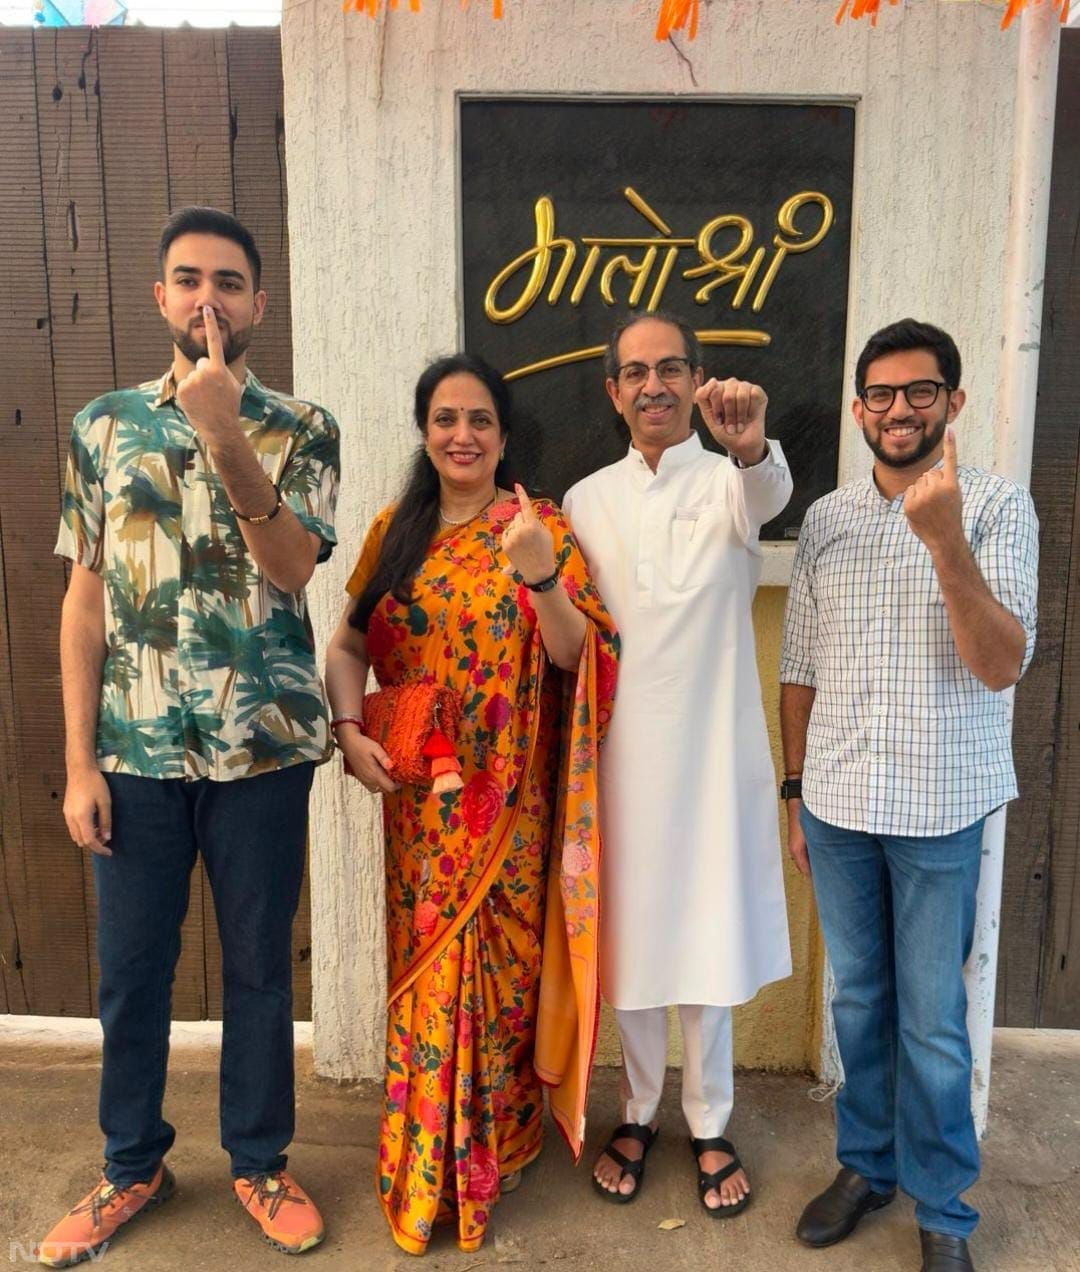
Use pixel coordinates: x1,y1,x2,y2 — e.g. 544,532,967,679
636,393,677,409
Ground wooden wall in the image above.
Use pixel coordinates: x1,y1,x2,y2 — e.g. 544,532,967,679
999,28,1080,1028
0,26,311,1019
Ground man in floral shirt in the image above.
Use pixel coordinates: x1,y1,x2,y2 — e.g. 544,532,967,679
39,207,339,1266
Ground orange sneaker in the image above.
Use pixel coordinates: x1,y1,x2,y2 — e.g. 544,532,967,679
233,1171,324,1254
37,1164,175,1267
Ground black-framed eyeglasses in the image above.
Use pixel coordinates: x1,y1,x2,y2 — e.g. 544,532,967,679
859,380,951,412
616,356,692,387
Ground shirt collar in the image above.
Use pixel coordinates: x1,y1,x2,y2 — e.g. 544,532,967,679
624,430,704,474
862,457,947,509
153,366,266,422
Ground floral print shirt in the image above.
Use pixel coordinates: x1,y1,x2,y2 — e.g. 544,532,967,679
55,368,340,781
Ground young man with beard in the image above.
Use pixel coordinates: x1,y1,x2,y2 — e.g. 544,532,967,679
779,319,1038,1272
40,207,339,1266
564,312,793,1216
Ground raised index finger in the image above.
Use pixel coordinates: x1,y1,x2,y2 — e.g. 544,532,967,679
943,424,957,475
202,305,226,366
514,483,537,521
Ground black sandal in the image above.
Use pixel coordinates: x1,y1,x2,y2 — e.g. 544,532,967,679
690,1135,752,1218
591,1123,659,1205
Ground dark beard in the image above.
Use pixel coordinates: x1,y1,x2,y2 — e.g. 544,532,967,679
865,416,947,469
168,319,253,366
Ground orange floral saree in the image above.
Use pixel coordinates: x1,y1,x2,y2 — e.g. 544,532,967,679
345,497,618,1255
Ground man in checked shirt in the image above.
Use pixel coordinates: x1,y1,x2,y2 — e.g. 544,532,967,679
779,319,1038,1272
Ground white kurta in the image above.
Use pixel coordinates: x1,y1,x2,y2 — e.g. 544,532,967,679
564,433,793,1010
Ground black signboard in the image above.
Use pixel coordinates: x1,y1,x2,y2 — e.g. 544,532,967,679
460,98,855,541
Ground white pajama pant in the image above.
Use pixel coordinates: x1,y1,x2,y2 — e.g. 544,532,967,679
615,1004,734,1139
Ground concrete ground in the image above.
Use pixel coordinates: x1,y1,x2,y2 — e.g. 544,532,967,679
1,1023,1077,1272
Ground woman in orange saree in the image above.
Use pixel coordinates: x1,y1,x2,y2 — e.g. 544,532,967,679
325,355,618,1255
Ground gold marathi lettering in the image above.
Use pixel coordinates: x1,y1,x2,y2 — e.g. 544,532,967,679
750,191,834,313
483,196,578,324
484,187,835,326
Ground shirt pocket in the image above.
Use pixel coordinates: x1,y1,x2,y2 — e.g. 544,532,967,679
668,503,725,591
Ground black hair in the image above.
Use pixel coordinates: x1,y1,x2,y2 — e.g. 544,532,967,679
350,353,513,632
158,206,262,290
854,318,961,394
602,310,704,381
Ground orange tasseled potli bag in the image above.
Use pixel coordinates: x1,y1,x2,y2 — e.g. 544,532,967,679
360,683,464,793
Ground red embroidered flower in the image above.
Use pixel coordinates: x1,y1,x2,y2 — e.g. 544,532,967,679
418,1096,442,1134
366,609,397,661
415,899,439,937
490,498,519,524
462,771,504,837
597,648,618,706
457,1009,474,1050
484,693,511,733
466,1143,500,1202
387,1079,408,1109
563,839,592,877
438,854,454,876
516,584,536,623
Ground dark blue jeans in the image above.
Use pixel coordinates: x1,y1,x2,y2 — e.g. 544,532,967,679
94,763,314,1186
800,804,985,1239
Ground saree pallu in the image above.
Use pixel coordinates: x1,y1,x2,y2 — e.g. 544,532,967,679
346,498,618,1254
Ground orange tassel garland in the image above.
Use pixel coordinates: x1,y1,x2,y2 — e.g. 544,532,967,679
834,0,1068,26
342,0,1070,38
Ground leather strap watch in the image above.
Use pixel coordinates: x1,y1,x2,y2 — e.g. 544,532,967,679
780,776,803,800
524,568,560,593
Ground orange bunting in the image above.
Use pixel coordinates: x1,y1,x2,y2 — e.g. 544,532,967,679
343,0,1069,34
833,0,899,25
997,0,1070,27
834,0,1068,25
655,0,699,40
342,0,501,15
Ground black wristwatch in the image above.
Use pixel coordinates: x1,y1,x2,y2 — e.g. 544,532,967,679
524,568,560,593
780,777,803,800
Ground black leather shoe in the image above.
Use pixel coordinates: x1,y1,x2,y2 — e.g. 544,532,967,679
920,1229,975,1271
795,1167,896,1247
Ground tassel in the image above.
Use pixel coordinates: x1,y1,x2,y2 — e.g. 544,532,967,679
424,729,463,792
655,0,699,40
834,0,898,26
999,0,1070,28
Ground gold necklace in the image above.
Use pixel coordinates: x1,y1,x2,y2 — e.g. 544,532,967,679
438,491,497,528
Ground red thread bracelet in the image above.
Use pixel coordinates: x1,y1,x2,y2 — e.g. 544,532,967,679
330,715,365,732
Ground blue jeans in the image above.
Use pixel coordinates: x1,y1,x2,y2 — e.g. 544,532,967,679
800,804,985,1239
94,764,314,1186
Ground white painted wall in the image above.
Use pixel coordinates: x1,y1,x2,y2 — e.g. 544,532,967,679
281,0,1030,1080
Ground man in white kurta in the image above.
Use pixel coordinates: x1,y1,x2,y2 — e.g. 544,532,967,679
563,313,792,1214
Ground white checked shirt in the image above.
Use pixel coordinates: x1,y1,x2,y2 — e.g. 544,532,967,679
780,464,1039,837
